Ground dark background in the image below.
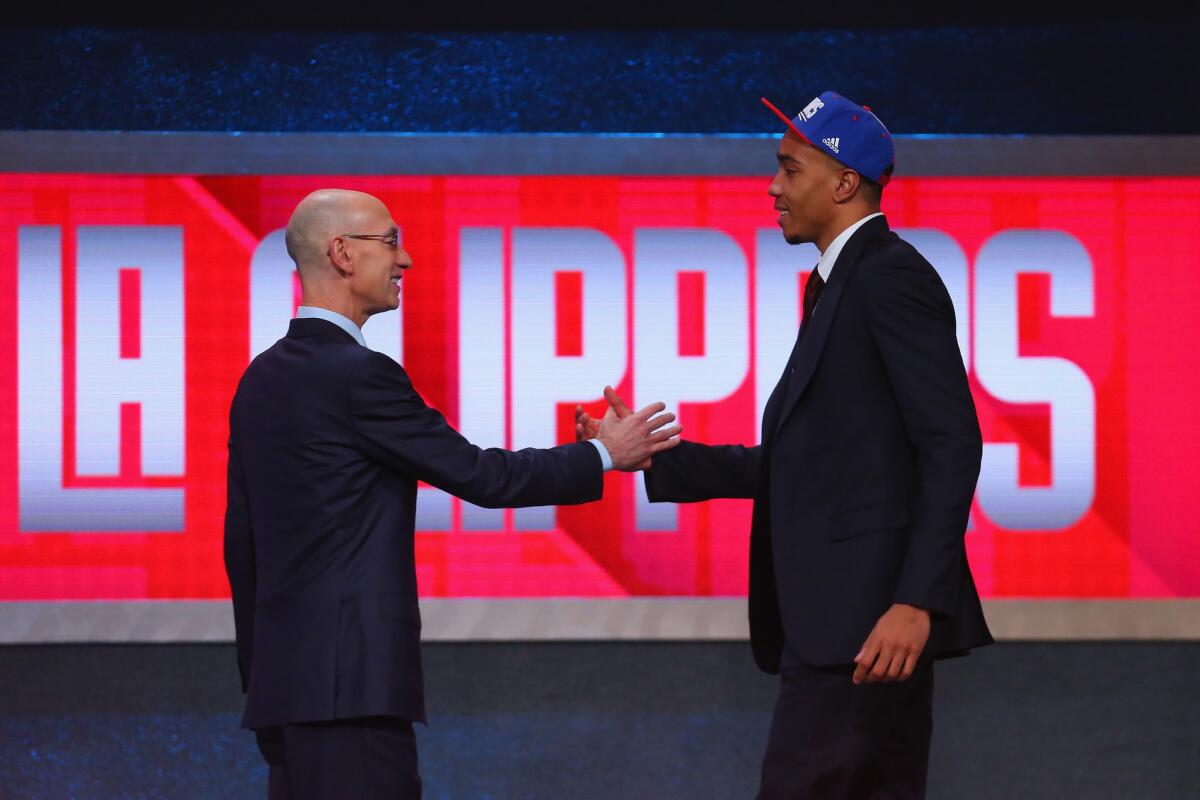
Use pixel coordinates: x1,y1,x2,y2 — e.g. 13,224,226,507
4,6,1199,134
3,6,1199,798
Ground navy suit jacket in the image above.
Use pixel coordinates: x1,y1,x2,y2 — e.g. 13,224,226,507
224,318,603,728
645,216,992,673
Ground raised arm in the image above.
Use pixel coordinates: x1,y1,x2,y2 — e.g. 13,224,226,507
577,387,760,502
645,440,762,502
350,352,679,509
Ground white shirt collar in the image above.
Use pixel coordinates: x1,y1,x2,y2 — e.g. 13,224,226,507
816,212,885,282
295,305,367,347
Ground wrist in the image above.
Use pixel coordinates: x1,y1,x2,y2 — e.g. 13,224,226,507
895,603,931,620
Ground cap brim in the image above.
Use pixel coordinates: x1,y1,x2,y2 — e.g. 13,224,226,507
761,97,817,149
762,96,893,186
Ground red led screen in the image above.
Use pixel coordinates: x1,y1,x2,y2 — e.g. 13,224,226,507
1,174,1197,599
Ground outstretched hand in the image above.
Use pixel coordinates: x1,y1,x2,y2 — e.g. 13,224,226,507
577,386,679,471
575,386,630,435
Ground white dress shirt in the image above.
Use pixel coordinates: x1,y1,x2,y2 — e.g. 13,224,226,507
816,212,885,282
296,305,367,347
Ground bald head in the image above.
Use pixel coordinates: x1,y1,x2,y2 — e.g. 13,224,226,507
285,188,410,328
285,189,388,275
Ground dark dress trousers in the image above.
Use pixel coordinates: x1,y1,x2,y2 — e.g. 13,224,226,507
645,216,992,796
224,317,603,733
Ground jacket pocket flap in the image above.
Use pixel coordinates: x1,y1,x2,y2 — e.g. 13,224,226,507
829,499,911,541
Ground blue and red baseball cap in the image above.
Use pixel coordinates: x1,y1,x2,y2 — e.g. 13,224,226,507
762,91,894,186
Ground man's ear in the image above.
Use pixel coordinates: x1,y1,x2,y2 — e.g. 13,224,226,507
832,168,862,205
328,235,354,275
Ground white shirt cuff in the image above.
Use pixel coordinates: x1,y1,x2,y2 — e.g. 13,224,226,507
587,438,614,471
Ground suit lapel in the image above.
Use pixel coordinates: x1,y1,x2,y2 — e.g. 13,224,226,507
770,215,889,439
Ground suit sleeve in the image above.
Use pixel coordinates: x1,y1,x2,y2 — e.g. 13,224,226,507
222,440,255,693
859,255,982,618
350,350,603,508
644,441,761,502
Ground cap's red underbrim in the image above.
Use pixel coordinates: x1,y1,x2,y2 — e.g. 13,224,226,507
760,97,817,149
761,96,893,187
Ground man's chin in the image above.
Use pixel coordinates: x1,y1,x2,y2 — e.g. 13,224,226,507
365,300,400,319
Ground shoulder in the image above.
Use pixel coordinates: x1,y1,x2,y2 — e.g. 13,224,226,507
349,349,420,400
852,233,954,317
353,348,408,378
858,230,933,275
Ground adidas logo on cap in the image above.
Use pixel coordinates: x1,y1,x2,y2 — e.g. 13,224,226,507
822,137,840,154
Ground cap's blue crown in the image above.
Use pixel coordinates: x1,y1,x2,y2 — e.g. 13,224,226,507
762,91,894,185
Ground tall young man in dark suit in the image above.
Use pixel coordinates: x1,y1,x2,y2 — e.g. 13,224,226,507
579,92,992,798
224,189,681,799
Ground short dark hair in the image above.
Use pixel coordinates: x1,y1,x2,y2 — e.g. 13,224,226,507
858,165,892,207
859,177,883,206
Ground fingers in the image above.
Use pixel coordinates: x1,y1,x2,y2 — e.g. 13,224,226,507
645,412,676,433
648,437,682,455
852,638,879,685
631,401,667,423
851,605,931,685
604,385,633,417
649,424,683,442
865,648,891,683
574,405,586,442
856,646,915,685
576,421,597,442
883,650,904,682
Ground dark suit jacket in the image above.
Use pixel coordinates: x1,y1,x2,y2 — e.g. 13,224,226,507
645,215,992,673
224,317,603,728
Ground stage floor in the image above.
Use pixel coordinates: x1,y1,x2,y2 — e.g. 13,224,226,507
1,641,1196,799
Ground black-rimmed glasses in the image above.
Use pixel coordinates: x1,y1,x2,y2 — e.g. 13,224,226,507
342,232,399,248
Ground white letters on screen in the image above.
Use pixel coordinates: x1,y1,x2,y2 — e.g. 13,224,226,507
510,228,627,530
974,230,1095,530
18,226,184,531
458,227,508,530
634,228,750,530
75,226,185,476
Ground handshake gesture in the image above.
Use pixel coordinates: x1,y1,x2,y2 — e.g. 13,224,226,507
576,386,680,471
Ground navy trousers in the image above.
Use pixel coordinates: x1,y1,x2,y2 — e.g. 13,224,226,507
255,716,421,800
757,657,935,799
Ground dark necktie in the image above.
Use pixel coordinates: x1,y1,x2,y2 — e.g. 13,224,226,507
802,267,825,326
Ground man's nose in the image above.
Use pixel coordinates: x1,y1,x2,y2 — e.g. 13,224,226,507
396,247,413,269
767,178,782,197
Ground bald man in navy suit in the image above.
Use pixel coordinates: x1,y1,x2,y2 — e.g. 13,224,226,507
224,188,681,799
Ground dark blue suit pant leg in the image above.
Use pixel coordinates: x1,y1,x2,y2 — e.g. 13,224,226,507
255,717,421,800
255,725,291,800
756,659,933,800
